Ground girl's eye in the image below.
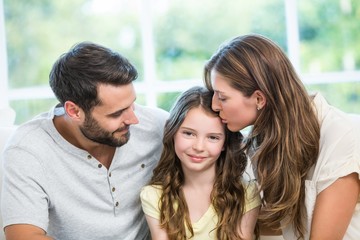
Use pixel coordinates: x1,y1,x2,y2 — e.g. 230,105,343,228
182,131,195,138
208,135,221,142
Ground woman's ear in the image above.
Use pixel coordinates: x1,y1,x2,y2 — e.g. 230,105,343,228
253,90,266,110
64,101,83,120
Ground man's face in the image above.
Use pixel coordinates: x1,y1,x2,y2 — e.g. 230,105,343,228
80,111,131,147
80,83,139,147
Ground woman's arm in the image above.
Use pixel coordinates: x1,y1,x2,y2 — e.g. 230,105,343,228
144,215,169,240
310,172,360,240
239,206,260,240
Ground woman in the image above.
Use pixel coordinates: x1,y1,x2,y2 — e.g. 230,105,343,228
140,86,260,239
204,34,360,239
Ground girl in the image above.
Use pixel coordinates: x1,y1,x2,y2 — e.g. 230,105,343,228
140,86,261,240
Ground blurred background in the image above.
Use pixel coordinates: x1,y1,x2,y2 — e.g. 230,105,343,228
1,0,360,125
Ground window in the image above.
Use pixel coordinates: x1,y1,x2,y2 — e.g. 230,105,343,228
1,0,359,124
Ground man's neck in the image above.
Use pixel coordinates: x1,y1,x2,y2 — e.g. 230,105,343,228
53,115,115,169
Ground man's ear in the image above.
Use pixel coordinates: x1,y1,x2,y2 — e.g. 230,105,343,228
253,90,266,110
64,101,82,120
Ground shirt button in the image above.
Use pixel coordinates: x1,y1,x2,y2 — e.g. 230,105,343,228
98,164,102,168
112,187,116,192
141,163,145,168
87,155,92,160
115,202,119,207
109,172,112,177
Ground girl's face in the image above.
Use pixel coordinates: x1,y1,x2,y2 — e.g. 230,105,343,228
174,107,225,175
210,70,259,132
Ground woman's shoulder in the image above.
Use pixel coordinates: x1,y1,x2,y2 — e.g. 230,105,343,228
314,93,359,137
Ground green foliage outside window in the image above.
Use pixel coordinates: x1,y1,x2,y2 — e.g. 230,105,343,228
4,0,360,124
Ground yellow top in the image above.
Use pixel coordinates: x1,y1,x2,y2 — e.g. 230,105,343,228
140,180,261,239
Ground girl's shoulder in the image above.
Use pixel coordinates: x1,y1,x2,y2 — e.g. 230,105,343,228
241,179,262,212
141,184,163,198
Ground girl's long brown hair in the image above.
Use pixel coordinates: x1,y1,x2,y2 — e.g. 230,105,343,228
150,86,258,240
204,34,320,239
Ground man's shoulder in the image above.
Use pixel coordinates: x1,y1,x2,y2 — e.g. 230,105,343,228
6,111,53,147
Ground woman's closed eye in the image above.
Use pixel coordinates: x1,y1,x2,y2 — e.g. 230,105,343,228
217,93,227,102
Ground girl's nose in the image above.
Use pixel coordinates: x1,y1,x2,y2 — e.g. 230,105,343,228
192,138,205,151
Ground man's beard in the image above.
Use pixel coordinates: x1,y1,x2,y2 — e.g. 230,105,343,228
80,113,130,147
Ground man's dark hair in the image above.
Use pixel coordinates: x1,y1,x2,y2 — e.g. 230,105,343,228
49,42,138,113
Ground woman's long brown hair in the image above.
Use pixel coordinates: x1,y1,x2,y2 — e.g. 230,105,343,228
204,34,320,239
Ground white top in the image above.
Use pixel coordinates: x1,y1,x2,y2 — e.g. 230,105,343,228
282,93,360,239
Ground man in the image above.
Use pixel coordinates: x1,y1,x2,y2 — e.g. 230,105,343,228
1,42,169,240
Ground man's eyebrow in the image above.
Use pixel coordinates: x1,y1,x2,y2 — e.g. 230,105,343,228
106,98,136,117
107,108,125,117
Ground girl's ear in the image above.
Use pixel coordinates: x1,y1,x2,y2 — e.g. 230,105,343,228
64,101,83,121
253,90,266,110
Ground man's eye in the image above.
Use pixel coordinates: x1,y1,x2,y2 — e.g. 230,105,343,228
111,112,123,118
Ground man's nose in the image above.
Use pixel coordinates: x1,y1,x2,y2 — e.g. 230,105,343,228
123,106,139,125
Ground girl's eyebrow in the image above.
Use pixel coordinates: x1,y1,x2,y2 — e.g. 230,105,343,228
209,132,225,136
179,126,195,131
180,126,224,136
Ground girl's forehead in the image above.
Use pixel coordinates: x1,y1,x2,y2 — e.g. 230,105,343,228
181,107,224,131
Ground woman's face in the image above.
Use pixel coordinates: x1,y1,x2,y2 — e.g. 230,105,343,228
210,70,259,132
